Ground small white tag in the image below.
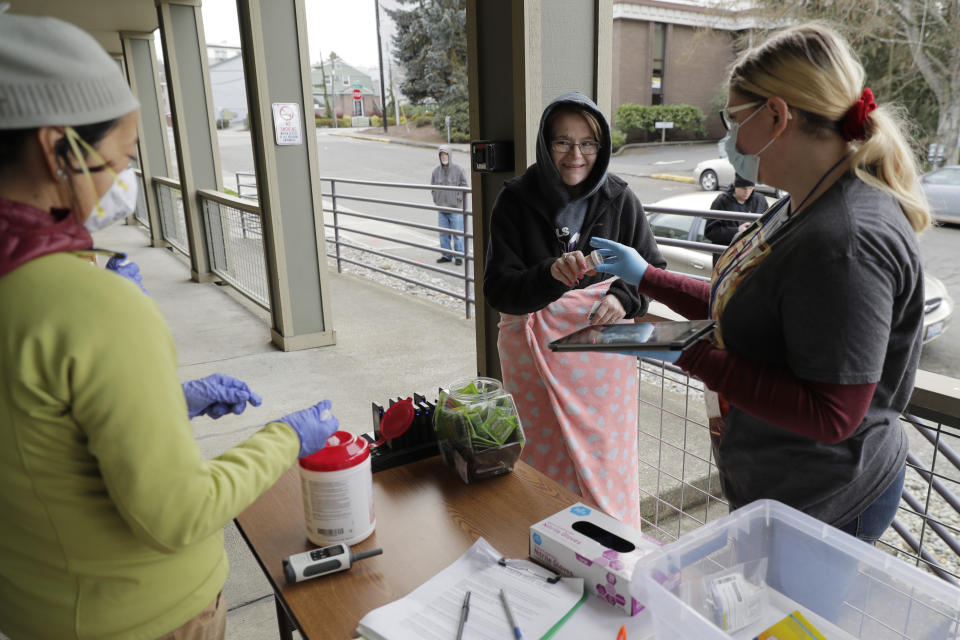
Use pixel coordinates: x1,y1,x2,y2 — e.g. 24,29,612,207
710,572,764,631
704,390,722,421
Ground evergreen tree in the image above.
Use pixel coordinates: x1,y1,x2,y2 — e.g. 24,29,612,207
386,0,469,136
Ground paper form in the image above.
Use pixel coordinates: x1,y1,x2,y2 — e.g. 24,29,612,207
357,538,585,640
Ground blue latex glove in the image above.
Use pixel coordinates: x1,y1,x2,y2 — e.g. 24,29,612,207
615,350,683,363
106,253,148,295
182,373,263,419
589,237,649,287
280,400,340,458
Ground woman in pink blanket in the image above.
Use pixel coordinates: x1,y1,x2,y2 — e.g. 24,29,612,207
482,93,664,528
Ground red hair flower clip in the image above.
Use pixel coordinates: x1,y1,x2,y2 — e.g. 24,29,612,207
842,88,877,141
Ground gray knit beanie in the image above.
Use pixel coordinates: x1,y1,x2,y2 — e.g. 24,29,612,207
0,14,139,129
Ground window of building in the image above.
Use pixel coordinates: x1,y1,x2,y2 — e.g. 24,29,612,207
652,22,665,105
353,99,363,117
342,75,350,87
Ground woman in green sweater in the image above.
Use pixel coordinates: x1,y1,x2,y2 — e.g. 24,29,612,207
0,15,337,640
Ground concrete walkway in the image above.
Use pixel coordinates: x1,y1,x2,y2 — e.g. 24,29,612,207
92,222,478,639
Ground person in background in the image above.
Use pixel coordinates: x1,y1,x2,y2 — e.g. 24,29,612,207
0,15,338,640
704,173,769,246
591,22,928,544
483,92,665,528
430,144,469,265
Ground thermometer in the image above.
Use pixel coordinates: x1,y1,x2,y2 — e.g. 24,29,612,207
283,544,383,583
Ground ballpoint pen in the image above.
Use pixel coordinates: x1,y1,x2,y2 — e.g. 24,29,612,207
499,588,523,639
455,590,471,640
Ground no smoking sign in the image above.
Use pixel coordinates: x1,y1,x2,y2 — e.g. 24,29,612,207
271,102,303,146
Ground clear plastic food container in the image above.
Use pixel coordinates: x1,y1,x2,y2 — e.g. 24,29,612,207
433,376,525,483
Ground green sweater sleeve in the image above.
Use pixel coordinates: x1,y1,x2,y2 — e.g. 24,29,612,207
70,273,300,553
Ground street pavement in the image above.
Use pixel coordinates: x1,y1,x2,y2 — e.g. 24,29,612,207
207,125,960,378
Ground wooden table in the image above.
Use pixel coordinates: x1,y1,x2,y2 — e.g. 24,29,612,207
234,456,582,639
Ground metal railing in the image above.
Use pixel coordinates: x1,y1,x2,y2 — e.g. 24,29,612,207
322,177,475,318
199,189,270,309
637,359,960,585
154,176,189,256
236,171,258,200
133,169,149,229
638,202,960,585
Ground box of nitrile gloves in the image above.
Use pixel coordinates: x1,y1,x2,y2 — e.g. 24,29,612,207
529,503,660,615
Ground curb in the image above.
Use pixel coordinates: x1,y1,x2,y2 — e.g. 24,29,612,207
327,130,470,152
650,173,696,184
612,139,719,156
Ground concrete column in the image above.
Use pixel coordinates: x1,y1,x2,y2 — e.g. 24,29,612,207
235,0,336,351
121,32,171,246
156,0,223,282
467,0,611,379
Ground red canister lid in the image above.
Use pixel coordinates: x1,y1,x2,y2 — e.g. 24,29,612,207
298,431,370,471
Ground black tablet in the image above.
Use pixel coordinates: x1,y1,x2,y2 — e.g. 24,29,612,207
548,320,715,353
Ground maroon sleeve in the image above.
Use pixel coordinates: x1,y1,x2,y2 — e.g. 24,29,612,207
636,266,711,320
676,341,876,444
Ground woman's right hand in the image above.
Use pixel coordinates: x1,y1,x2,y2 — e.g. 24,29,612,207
589,237,650,286
550,251,588,287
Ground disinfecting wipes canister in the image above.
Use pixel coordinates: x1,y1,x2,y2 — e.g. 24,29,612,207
298,431,376,546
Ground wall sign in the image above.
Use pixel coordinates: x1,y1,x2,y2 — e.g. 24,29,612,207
271,102,303,146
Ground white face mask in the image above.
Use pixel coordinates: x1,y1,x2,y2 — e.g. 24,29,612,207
722,104,778,184
84,167,138,232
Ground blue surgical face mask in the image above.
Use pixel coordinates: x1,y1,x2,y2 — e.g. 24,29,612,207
722,104,778,184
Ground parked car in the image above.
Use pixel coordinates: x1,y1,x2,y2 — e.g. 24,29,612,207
920,165,960,225
646,192,954,343
693,157,783,196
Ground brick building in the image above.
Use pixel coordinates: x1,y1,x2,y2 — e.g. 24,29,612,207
613,0,764,138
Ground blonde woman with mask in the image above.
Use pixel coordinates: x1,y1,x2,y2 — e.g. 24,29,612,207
592,23,929,544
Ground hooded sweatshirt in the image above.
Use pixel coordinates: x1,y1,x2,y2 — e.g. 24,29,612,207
483,92,665,317
430,144,469,210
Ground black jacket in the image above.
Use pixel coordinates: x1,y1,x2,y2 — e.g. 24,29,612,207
704,185,768,246
483,92,665,317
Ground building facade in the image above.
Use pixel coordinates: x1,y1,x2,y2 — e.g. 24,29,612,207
311,58,382,120
612,0,763,138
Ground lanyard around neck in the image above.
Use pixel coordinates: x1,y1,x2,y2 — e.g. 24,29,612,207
789,154,849,218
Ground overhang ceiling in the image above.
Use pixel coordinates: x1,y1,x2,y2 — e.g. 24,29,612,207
5,0,158,55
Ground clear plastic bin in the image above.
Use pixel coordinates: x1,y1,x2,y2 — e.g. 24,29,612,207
632,499,960,639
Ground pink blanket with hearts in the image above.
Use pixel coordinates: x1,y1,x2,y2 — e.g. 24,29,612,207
498,282,641,529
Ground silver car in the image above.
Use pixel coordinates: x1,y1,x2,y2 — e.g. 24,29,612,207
920,165,960,225
646,192,953,343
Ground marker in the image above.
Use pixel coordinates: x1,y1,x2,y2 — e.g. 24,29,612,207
499,588,522,639
455,590,471,640
616,624,627,640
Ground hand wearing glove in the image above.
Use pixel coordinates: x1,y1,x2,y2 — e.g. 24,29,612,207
613,350,683,363
182,373,263,419
280,400,340,458
106,253,149,295
589,237,650,287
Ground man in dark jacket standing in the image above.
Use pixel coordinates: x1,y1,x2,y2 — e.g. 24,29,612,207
431,144,469,265
704,174,768,246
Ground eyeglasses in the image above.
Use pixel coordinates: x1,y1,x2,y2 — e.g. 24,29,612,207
551,140,601,155
719,100,764,131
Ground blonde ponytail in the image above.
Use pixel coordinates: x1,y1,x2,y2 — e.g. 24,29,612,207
729,23,931,233
849,106,931,232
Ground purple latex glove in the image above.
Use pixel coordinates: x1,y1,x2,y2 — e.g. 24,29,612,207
106,253,148,295
182,373,263,419
279,400,340,458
